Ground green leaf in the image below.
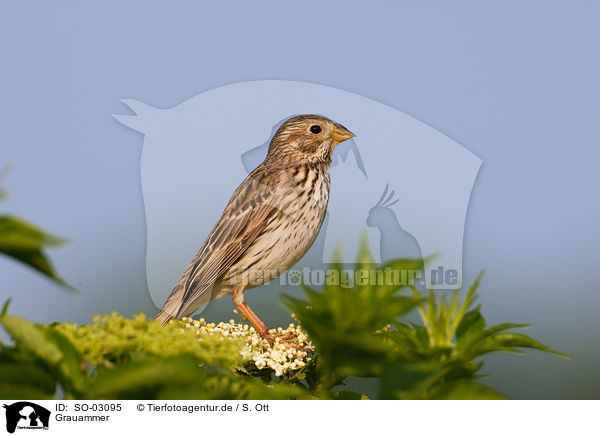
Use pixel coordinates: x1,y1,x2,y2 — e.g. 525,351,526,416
42,327,88,395
0,362,56,395
0,314,63,366
455,306,486,341
0,215,75,290
89,356,204,399
332,390,369,400
91,356,305,401
432,382,507,400
0,308,87,397
490,333,570,358
1,299,10,318
378,257,426,294
0,384,54,400
157,374,305,400
380,361,442,399
461,271,483,312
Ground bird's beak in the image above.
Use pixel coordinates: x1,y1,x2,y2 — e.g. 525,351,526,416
330,126,355,143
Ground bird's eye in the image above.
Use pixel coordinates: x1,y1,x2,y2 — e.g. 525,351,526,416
309,125,321,134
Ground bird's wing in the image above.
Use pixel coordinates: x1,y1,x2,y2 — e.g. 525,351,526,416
157,171,284,323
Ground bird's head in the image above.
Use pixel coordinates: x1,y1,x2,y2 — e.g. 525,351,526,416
266,114,354,165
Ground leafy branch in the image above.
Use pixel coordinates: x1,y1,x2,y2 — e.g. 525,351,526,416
0,182,74,290
283,241,568,399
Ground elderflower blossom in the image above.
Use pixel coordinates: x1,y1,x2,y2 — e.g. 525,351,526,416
180,316,313,377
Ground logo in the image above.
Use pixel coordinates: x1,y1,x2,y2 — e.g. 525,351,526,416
114,80,481,310
2,402,50,433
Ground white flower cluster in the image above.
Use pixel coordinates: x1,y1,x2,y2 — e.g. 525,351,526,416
180,316,313,377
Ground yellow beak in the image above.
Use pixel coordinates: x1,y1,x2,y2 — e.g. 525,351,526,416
330,127,355,143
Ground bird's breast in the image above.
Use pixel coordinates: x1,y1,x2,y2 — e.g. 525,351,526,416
262,167,329,264
227,167,330,288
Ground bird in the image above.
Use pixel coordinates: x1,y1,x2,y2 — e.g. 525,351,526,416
156,114,354,344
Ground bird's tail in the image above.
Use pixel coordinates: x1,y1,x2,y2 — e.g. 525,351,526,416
156,254,215,325
156,303,178,325
155,281,187,325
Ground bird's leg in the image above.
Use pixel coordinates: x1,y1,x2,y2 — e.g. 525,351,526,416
234,299,270,340
232,293,301,348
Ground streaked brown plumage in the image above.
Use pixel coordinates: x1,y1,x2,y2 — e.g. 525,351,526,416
156,114,354,343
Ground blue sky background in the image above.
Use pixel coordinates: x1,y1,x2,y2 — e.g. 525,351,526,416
1,1,599,399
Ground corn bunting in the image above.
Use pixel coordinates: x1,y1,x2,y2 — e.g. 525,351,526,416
157,114,354,344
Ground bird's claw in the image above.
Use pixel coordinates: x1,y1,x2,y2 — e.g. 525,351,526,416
262,333,309,352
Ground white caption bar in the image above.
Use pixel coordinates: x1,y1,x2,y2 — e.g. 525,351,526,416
1,400,596,435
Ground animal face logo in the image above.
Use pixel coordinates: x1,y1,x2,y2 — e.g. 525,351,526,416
114,80,481,310
3,402,50,433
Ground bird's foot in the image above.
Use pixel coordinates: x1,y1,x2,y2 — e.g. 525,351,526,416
261,332,309,352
